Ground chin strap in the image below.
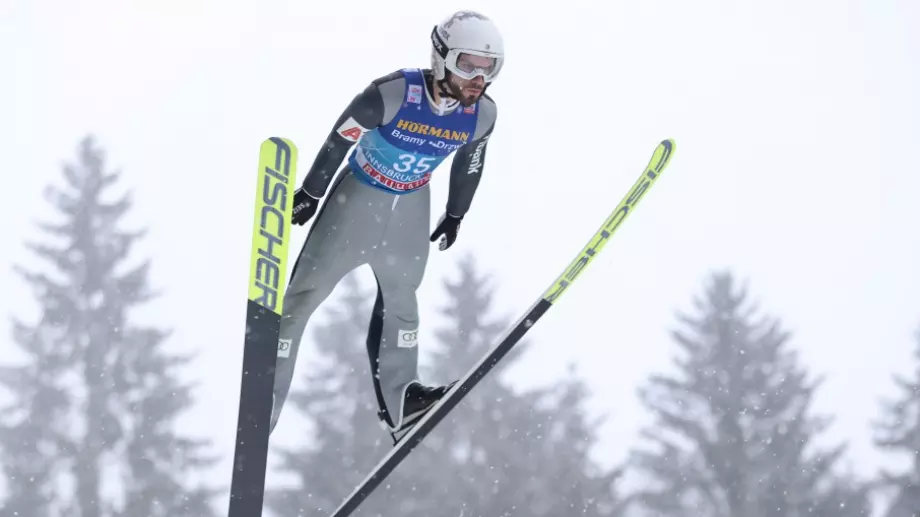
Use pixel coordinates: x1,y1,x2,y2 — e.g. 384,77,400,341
436,78,452,98
425,76,460,115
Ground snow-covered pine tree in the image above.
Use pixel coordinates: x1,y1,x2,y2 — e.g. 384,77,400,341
0,135,218,517
628,270,870,517
874,320,920,517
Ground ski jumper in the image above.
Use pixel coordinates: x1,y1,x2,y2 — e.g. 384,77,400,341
270,68,498,432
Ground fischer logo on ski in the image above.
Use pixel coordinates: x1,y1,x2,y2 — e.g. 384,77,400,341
228,137,298,517
543,139,673,304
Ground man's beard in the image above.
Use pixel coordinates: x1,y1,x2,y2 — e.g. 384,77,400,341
442,78,482,107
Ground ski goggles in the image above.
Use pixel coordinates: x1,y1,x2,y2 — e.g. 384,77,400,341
446,50,502,82
431,27,503,82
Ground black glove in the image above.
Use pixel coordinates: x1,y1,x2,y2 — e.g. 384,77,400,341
430,213,462,251
292,187,320,226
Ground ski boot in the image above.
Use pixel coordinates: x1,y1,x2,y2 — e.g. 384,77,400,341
379,380,457,445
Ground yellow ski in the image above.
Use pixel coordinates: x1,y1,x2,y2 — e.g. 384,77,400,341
229,136,298,517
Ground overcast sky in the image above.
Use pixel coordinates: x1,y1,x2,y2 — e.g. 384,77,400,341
4,0,919,513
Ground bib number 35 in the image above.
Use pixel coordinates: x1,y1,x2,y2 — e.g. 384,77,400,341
393,154,435,174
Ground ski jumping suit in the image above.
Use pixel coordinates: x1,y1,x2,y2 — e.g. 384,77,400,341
270,68,497,433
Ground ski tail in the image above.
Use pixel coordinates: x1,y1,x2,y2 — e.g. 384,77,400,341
327,138,677,517
228,137,298,517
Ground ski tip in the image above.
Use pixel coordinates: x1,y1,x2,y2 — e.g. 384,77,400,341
648,139,676,173
262,136,298,150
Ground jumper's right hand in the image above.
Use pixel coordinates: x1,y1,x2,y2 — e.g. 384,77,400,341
292,187,320,226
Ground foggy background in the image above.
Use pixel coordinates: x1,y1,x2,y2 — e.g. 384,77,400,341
3,0,919,516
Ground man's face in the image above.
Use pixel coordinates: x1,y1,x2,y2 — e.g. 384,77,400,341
446,74,486,106
446,53,496,106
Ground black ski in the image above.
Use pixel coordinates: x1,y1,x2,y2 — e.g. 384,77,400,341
228,137,298,517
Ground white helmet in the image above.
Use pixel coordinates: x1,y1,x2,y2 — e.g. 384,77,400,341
430,11,504,84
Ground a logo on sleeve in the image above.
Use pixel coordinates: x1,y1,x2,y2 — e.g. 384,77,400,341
467,136,488,174
336,116,370,142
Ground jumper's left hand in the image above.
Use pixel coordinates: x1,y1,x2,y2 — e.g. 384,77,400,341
430,213,462,251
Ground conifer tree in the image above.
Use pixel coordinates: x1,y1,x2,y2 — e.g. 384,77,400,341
0,135,217,517
628,270,870,517
412,253,625,517
874,321,920,517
